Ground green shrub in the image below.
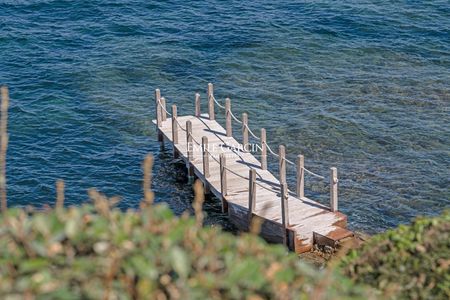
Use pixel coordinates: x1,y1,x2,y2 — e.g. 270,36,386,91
340,210,450,299
0,198,369,299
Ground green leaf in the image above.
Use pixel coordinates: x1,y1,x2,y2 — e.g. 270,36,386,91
170,246,190,278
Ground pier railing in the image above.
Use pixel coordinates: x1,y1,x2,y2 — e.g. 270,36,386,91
154,83,339,229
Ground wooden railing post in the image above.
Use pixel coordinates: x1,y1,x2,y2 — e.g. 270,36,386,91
280,182,289,247
248,169,256,225
260,128,267,170
172,105,178,144
208,83,214,120
186,121,194,180
155,89,164,146
242,113,248,151
296,154,304,198
155,89,161,128
219,153,228,213
160,97,167,121
171,105,178,158
279,145,286,184
195,93,201,117
330,167,338,212
225,98,232,137
202,137,209,178
186,121,193,162
202,136,210,194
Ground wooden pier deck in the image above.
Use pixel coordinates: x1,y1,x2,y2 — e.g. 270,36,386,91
153,84,353,253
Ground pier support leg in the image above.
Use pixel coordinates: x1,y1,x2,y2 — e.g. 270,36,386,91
158,130,164,150
248,169,256,228
220,153,228,213
187,165,195,184
281,183,289,247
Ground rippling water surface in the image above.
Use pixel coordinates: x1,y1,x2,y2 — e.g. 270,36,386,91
1,0,449,233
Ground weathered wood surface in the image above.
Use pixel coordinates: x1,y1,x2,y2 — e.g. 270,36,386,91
153,114,352,253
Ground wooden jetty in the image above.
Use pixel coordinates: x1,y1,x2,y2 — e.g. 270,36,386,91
153,83,353,253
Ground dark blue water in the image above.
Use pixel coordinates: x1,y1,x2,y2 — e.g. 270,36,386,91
1,0,449,233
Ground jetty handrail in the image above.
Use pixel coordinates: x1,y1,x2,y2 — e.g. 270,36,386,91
205,147,249,180
212,95,226,110
167,93,327,184
211,94,324,179
244,123,261,140
173,111,187,131
157,97,172,117
229,109,242,124
155,83,339,212
302,166,325,180
204,147,278,194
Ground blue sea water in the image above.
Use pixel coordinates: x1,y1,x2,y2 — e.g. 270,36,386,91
0,0,449,233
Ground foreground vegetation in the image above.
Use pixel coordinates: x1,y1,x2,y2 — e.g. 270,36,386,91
0,185,369,299
1,189,448,300
341,210,450,299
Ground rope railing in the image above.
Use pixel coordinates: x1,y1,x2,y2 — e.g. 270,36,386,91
210,92,325,181
285,158,296,166
174,116,187,131
205,148,278,193
157,98,172,116
171,91,327,181
212,95,226,110
205,148,250,181
211,95,325,180
254,180,280,193
229,109,242,124
264,141,325,180
190,134,201,146
244,124,261,140
264,141,279,158
155,84,340,214
303,167,326,180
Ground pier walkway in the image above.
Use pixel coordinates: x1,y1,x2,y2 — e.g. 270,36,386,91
153,84,353,253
